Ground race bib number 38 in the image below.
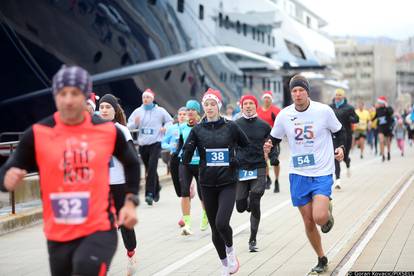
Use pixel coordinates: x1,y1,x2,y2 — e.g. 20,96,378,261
50,192,90,225
292,154,315,168
206,148,229,166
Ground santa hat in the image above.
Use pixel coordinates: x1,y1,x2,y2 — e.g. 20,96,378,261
142,88,155,99
240,94,258,109
377,96,387,106
202,88,222,109
86,92,99,111
262,91,273,100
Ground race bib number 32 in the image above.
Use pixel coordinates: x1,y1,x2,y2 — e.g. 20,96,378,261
206,148,229,166
50,192,90,225
292,154,315,168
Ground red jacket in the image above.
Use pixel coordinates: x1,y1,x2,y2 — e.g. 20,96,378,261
257,105,281,127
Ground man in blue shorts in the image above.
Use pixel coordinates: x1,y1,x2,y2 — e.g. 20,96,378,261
264,74,345,274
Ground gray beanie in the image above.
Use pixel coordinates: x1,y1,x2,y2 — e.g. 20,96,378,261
52,65,92,96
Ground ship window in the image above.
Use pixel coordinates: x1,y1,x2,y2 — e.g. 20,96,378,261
219,13,223,27
180,72,187,82
285,40,306,60
243,24,247,36
177,0,184,13
93,51,102,64
199,5,204,20
147,0,156,5
201,75,205,85
164,70,172,81
236,21,241,33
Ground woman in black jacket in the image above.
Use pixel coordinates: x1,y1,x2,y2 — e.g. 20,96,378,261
182,88,249,275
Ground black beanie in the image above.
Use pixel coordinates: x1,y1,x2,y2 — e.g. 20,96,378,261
99,94,119,111
289,75,310,93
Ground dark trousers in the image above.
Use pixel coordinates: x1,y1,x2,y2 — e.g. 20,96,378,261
335,133,352,179
202,184,236,260
170,154,181,197
110,184,137,252
47,230,117,276
139,142,161,197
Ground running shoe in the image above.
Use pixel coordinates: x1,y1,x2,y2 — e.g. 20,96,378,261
145,193,153,206
310,256,328,274
249,240,258,252
334,179,341,190
200,211,209,231
221,265,230,276
126,254,137,276
321,201,334,233
227,248,240,274
273,179,280,193
387,152,391,161
181,224,193,235
265,175,271,189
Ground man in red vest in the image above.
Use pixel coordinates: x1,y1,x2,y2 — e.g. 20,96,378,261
257,91,281,193
0,65,140,276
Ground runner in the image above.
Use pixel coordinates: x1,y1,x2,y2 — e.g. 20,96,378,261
182,88,249,275
393,114,406,157
127,89,173,205
257,91,281,193
235,94,278,252
264,74,345,274
177,100,208,235
372,96,394,162
329,89,358,189
98,94,139,275
0,65,140,276
355,101,371,159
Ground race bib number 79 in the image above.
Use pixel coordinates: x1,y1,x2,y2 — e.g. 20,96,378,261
50,192,90,225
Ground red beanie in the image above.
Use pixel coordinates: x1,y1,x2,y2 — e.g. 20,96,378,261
262,90,273,100
377,96,387,105
202,88,222,109
86,92,99,111
240,94,258,109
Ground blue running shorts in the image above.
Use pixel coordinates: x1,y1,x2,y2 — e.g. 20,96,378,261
289,174,333,207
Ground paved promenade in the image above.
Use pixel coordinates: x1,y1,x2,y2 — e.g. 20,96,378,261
0,142,413,276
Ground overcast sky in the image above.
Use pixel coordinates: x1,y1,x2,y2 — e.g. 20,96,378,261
299,0,414,40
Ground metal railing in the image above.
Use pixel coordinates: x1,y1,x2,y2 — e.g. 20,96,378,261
0,140,19,214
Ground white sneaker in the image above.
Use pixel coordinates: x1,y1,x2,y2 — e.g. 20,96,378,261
181,224,193,235
221,265,230,276
227,248,240,274
127,255,137,276
334,179,341,190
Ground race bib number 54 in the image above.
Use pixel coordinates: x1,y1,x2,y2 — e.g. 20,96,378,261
50,192,90,224
292,154,315,168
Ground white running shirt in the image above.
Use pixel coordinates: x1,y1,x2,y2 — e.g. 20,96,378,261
270,100,342,176
109,122,133,185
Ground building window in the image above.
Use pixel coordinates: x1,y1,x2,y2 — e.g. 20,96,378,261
225,16,230,29
199,5,204,20
243,24,247,36
261,32,265,43
252,28,256,39
218,13,223,27
236,21,241,33
147,0,156,5
249,75,253,89
272,36,275,47
262,78,266,90
267,34,271,45
177,0,184,13
306,16,311,28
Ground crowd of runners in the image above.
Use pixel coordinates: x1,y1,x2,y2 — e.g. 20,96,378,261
1,65,413,276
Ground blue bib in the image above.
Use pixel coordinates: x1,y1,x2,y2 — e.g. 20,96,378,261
141,128,155,135
292,154,315,168
206,148,229,166
239,169,258,181
50,192,90,225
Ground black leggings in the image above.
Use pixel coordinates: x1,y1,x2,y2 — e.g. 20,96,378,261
335,133,352,179
179,164,202,201
47,229,117,276
110,184,137,252
139,142,161,197
201,184,236,260
170,154,181,197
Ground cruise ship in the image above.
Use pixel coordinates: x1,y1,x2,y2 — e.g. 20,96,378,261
0,0,338,134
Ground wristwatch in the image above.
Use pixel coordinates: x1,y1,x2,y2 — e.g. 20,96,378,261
126,194,139,207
